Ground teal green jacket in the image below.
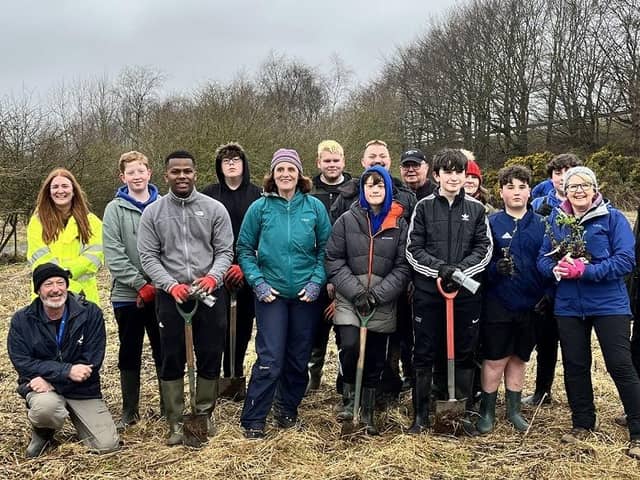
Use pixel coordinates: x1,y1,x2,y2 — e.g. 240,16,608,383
237,190,331,299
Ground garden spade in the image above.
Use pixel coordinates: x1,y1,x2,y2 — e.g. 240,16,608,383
176,301,208,448
219,289,247,400
341,307,375,437
433,277,467,430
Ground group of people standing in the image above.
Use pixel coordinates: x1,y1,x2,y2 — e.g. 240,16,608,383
7,140,640,460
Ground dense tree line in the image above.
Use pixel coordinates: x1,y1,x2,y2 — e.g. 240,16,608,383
1,0,639,255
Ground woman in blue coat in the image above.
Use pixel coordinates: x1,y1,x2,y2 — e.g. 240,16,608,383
537,166,640,458
237,149,331,439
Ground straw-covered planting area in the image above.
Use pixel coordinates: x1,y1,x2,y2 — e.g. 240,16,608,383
1,264,640,480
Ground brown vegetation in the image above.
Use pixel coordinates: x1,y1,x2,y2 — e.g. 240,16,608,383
1,265,640,479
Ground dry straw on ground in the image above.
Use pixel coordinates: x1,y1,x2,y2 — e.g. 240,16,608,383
1,264,640,480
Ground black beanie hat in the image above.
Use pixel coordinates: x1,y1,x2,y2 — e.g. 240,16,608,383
33,263,71,293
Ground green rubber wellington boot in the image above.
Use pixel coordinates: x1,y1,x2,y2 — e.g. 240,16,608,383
506,389,529,432
161,379,185,446
476,391,498,434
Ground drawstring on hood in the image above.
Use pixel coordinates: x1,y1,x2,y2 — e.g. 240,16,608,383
116,183,159,212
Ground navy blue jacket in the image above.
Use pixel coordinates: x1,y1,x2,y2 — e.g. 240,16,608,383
7,294,106,399
537,198,635,317
487,209,547,311
531,190,562,212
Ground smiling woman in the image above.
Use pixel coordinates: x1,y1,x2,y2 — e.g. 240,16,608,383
27,168,103,305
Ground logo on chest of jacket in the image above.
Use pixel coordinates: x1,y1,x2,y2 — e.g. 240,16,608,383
380,236,393,240
501,232,512,239
461,213,470,221
195,211,204,217
77,334,84,345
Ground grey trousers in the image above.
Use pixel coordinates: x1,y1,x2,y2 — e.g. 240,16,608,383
26,391,120,453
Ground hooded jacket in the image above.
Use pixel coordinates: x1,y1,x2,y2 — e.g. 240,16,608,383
406,188,493,298
201,148,262,258
7,293,106,400
27,213,104,305
103,184,159,303
330,175,417,224
325,168,410,333
537,196,635,317
487,208,548,311
137,188,234,292
237,190,331,299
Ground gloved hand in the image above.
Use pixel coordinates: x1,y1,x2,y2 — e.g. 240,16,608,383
438,264,457,283
560,258,586,279
298,281,321,302
169,283,190,304
353,292,373,317
536,202,553,217
224,264,244,289
496,257,515,276
254,281,279,302
137,283,156,304
193,275,217,294
323,300,336,323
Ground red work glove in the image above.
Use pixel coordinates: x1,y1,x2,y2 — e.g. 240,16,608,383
224,264,244,288
194,275,217,294
137,284,156,304
169,283,190,304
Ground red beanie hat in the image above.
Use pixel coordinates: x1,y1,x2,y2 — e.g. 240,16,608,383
466,160,482,183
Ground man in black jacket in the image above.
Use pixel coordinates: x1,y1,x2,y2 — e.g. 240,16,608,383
406,148,492,434
7,263,119,457
400,148,436,200
307,140,351,392
202,142,262,401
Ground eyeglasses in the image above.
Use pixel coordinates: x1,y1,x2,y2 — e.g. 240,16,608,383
566,183,593,193
401,162,423,170
222,157,241,165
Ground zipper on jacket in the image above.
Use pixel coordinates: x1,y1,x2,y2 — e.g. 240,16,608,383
447,204,452,263
181,199,192,281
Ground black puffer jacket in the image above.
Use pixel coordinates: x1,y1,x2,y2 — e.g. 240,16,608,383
330,176,416,224
325,201,411,333
7,294,106,399
406,188,493,298
311,173,352,223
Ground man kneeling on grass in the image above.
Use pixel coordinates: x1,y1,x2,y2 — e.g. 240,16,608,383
7,263,119,457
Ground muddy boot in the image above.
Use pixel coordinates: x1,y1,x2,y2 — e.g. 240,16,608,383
196,377,218,437
336,383,355,422
454,368,480,436
476,391,498,434
116,370,140,431
161,379,184,446
506,389,529,432
361,387,379,435
26,427,54,458
408,368,432,434
306,348,324,395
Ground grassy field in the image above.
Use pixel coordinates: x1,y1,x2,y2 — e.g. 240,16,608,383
1,263,640,480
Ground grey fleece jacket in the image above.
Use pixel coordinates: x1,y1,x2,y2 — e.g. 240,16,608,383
103,196,150,302
137,189,234,292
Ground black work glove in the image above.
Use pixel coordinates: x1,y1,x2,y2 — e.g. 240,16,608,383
438,264,457,283
353,292,373,317
536,202,553,217
496,257,515,276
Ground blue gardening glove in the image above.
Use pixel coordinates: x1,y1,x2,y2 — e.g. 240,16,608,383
298,281,321,302
254,281,279,303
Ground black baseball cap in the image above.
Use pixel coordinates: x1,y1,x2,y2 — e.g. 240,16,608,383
400,149,426,165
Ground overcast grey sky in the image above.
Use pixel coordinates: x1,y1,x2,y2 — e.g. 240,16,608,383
0,0,460,98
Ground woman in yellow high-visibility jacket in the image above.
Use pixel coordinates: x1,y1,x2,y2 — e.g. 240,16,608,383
27,168,103,305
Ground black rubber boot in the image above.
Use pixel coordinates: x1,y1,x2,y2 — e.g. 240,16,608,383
336,383,355,422
195,377,218,437
361,387,379,435
408,368,432,434
476,391,498,434
306,348,324,395
116,369,140,431
161,379,184,446
26,427,54,458
455,367,480,437
506,389,529,432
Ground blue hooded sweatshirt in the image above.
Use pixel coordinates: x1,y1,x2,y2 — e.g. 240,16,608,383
359,166,393,235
